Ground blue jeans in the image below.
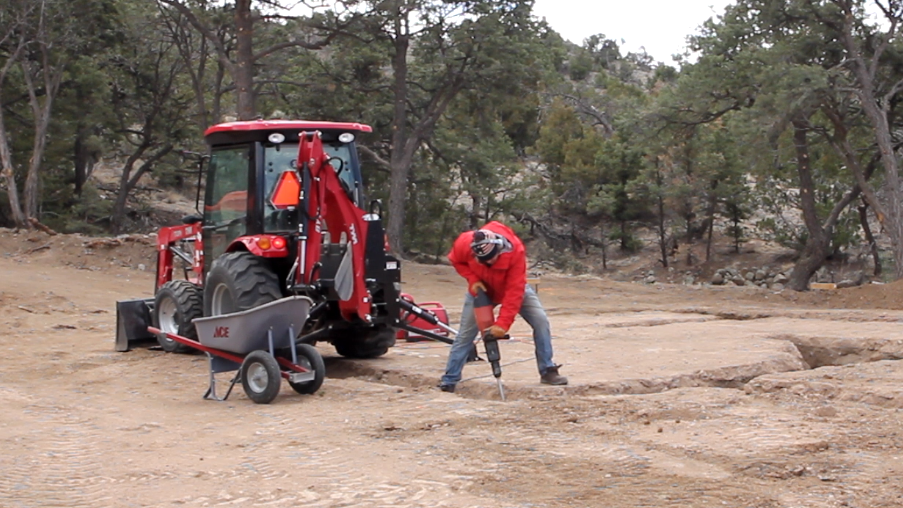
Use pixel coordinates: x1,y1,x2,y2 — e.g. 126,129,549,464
440,285,556,386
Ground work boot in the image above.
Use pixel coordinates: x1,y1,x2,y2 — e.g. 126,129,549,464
540,365,568,386
438,383,455,393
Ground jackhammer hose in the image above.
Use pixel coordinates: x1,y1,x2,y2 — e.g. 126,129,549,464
398,298,458,335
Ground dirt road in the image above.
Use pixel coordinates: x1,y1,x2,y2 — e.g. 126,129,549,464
2,229,903,507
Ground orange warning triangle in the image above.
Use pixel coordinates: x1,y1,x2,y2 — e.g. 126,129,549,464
270,171,301,209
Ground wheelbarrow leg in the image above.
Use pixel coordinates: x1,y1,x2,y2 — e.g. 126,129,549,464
203,371,240,401
203,353,241,401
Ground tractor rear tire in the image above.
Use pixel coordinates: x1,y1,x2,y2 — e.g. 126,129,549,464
203,251,282,316
288,343,326,395
153,280,203,354
333,325,396,359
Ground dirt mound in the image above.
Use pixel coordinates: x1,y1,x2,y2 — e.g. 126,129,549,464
766,278,903,311
0,228,158,273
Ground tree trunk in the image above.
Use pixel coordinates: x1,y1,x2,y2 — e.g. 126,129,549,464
858,202,882,278
787,240,829,291
619,220,627,250
385,20,411,255
704,180,718,262
25,152,41,219
787,119,831,291
657,194,668,268
838,12,903,278
74,133,88,197
387,153,415,255
1,168,28,228
234,0,256,120
0,122,28,228
111,144,172,234
0,9,30,228
212,62,226,124
469,194,482,230
380,6,467,254
111,155,141,234
21,58,61,219
599,224,607,270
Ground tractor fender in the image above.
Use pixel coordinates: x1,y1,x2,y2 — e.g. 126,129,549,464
227,235,290,258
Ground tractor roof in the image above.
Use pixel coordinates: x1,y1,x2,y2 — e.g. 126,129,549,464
204,120,373,146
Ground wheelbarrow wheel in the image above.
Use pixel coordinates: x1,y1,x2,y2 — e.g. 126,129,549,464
289,343,326,395
241,350,281,404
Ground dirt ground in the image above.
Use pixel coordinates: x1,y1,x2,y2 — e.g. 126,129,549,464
3,228,903,508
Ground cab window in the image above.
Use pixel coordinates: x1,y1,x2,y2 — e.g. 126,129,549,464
263,142,356,232
203,146,250,260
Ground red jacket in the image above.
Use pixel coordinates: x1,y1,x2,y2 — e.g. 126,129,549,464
448,221,527,330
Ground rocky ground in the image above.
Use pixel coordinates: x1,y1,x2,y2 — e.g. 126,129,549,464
2,228,903,508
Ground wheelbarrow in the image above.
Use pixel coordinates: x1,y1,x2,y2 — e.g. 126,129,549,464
148,295,325,404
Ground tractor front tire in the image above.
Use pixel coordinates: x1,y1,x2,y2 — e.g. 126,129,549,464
203,251,282,316
153,280,203,354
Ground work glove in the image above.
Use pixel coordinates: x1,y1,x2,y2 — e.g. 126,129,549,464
487,325,507,339
470,281,487,295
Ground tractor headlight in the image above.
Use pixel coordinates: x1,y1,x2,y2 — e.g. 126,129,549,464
338,132,355,143
268,132,285,144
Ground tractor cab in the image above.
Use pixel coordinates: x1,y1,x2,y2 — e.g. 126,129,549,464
201,120,373,264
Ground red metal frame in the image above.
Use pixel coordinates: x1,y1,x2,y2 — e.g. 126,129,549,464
148,326,312,377
297,132,372,323
156,223,203,290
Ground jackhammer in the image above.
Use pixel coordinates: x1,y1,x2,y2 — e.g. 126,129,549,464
474,288,506,401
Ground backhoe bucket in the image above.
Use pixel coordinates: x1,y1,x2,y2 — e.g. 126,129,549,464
115,298,156,352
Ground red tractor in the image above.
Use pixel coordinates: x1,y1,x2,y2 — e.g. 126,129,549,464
115,120,452,359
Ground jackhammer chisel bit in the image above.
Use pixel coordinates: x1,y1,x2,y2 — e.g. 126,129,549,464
482,332,506,401
474,287,505,400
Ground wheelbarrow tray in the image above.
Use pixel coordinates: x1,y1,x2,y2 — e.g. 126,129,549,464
193,296,313,355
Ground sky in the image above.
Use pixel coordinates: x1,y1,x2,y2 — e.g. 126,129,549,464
532,0,734,64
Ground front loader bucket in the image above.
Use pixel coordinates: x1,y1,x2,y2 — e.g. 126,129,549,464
115,298,156,352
